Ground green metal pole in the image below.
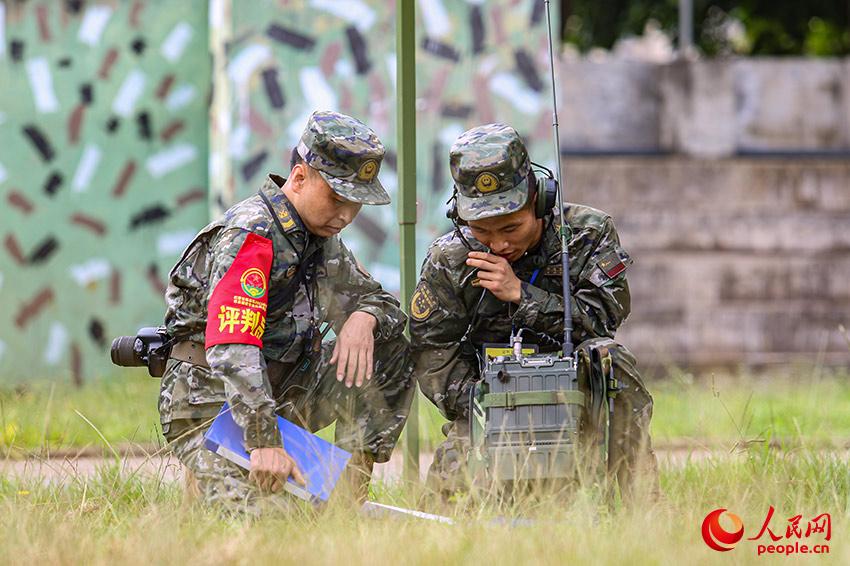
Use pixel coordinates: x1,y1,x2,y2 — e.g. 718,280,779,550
397,0,419,483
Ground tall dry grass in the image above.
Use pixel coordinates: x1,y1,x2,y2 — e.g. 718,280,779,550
0,367,847,563
0,443,847,565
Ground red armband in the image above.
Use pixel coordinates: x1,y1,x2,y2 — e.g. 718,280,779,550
205,233,273,349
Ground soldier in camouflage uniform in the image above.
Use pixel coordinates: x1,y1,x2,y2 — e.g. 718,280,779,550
159,111,414,514
411,123,660,501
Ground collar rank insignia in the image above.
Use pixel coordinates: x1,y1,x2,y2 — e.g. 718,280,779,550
279,207,296,231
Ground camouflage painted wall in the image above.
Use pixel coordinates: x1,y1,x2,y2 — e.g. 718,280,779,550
213,0,559,292
0,1,210,383
0,0,557,382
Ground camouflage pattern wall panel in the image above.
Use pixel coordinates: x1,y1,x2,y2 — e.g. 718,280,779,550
216,0,558,293
0,1,211,383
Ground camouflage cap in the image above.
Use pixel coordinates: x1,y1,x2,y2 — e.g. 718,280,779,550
450,123,531,221
297,110,390,205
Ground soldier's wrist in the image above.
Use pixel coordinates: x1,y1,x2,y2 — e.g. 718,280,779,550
355,309,378,326
352,308,380,332
517,282,532,305
510,281,522,303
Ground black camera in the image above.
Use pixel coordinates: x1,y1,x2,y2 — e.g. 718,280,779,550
110,326,171,377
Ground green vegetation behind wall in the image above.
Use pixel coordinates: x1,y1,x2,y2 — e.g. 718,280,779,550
564,0,850,56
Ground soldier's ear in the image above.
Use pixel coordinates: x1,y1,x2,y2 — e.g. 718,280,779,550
290,163,308,192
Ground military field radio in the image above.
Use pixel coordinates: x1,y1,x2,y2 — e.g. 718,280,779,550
467,0,616,488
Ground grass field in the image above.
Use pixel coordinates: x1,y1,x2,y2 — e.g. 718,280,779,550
1,368,848,564
2,367,850,453
1,447,846,564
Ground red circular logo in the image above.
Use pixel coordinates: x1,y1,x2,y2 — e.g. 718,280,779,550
240,268,267,299
702,508,745,552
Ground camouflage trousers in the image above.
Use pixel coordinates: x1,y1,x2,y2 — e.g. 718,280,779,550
426,342,661,502
165,334,414,513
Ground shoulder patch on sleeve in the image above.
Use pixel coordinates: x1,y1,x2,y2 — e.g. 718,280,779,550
410,281,437,322
598,251,627,278
589,248,632,287
205,232,273,349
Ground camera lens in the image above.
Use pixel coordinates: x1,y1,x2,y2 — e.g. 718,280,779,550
110,335,143,367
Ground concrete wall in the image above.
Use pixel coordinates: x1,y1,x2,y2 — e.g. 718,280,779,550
566,157,850,368
560,57,850,157
555,56,850,369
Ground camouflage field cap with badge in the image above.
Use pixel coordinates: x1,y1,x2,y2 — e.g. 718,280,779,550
450,123,532,221
296,110,391,205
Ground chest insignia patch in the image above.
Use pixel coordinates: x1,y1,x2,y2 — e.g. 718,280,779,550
543,264,563,277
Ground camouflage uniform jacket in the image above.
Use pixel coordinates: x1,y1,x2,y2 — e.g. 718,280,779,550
410,204,633,421
160,174,406,448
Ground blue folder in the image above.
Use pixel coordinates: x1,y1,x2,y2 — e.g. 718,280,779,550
203,403,351,502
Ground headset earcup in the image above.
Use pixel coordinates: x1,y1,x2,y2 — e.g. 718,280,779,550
536,178,558,218
546,178,557,210
536,178,547,218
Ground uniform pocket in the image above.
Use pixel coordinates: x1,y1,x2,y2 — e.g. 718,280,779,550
162,359,226,421
185,362,224,404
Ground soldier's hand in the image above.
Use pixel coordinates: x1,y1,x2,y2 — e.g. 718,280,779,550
466,251,522,303
330,311,377,388
249,447,306,493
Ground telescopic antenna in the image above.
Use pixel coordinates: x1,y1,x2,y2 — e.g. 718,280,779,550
543,0,574,357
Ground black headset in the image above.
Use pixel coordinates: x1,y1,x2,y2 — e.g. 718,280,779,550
530,162,559,219
446,161,559,229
